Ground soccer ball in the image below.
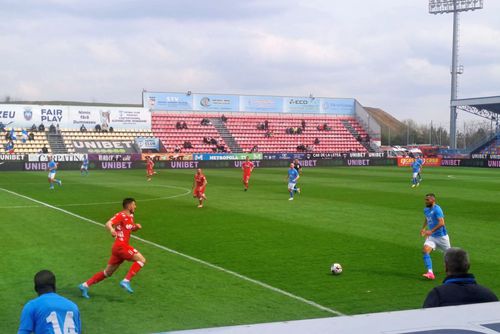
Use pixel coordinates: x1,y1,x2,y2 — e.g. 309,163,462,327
331,263,342,275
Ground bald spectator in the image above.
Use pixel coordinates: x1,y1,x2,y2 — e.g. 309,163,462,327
423,248,498,308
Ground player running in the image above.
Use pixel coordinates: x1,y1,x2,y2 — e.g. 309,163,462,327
416,156,424,183
292,158,302,194
420,193,450,280
193,169,208,208
286,163,300,201
80,156,89,176
47,156,62,190
242,156,254,191
146,156,155,181
411,158,423,188
79,198,146,297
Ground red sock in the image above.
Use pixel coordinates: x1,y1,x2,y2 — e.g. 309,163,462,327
86,271,106,287
125,261,144,281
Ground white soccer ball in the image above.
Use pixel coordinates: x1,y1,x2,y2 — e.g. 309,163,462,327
331,263,342,275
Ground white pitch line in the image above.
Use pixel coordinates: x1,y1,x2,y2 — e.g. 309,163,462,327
0,187,344,317
0,184,191,209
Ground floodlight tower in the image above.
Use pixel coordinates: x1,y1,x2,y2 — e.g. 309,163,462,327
429,0,483,149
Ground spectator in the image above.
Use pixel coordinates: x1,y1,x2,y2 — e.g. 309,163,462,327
38,123,45,132
0,121,5,132
9,128,16,141
21,129,28,143
365,134,371,142
183,141,193,149
109,126,114,133
301,119,306,130
297,127,303,134
324,123,331,131
296,144,306,152
357,134,362,142
5,140,14,153
201,118,211,126
41,145,49,154
250,145,258,153
101,123,109,132
5,131,11,140
174,145,181,153
56,123,61,134
182,121,188,129
221,114,227,123
49,124,56,134
176,121,182,129
28,132,35,141
31,124,37,132
265,130,273,138
257,123,265,130
314,137,320,145
210,138,218,145
80,124,87,132
423,248,498,308
18,270,81,334
264,120,269,130
94,124,101,132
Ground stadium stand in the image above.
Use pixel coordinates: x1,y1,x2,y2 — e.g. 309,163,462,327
1,129,51,154
152,113,229,153
475,134,500,155
152,113,368,153
62,129,154,153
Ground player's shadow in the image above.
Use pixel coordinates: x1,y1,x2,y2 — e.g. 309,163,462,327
58,286,127,303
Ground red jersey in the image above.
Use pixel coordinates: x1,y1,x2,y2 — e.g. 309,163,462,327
194,173,206,187
147,160,154,170
242,161,254,174
110,211,137,246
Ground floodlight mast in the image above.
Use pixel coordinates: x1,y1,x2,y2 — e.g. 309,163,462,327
429,0,483,149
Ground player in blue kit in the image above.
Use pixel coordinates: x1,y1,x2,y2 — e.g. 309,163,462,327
80,156,89,176
420,193,451,280
286,163,300,201
47,156,62,190
18,270,81,334
416,156,424,183
411,158,422,188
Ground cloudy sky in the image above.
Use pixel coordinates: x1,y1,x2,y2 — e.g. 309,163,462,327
1,0,499,125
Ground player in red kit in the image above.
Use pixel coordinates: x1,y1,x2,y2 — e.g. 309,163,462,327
78,198,146,298
146,156,155,181
242,156,254,191
193,168,208,208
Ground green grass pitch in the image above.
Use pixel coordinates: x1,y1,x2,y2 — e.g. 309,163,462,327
1,166,499,333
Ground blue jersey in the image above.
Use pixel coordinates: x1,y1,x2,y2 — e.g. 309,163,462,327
18,292,81,334
411,160,421,173
416,158,424,166
288,168,299,183
424,204,447,237
48,161,57,172
82,158,89,167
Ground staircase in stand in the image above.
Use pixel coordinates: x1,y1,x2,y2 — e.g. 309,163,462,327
210,117,242,153
47,132,68,154
341,120,373,152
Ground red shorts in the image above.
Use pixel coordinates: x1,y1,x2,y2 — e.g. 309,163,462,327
108,244,138,265
147,168,154,176
193,186,206,198
243,173,251,182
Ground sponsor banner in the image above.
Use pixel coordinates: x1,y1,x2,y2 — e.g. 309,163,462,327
397,157,442,167
310,152,343,159
28,154,87,162
487,159,500,168
87,154,141,162
72,140,138,154
320,98,355,115
441,159,463,166
144,92,356,115
193,94,239,112
263,153,306,160
141,153,193,161
239,95,283,112
135,137,160,150
471,153,488,159
143,92,193,111
0,153,25,161
283,97,320,113
100,161,133,169
0,104,150,130
192,153,263,161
